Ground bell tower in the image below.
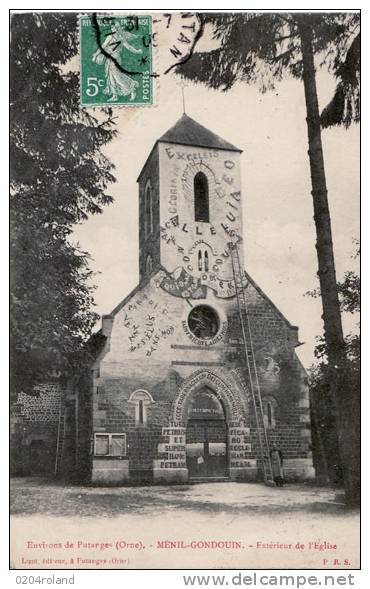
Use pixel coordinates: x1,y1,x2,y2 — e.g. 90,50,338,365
137,114,244,291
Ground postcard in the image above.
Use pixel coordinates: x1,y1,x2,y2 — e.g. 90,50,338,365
10,10,360,571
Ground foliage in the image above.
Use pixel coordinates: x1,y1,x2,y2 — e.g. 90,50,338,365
321,29,360,128
308,241,360,386
307,244,360,485
306,241,360,315
308,330,360,486
337,270,360,315
10,13,117,395
178,13,360,126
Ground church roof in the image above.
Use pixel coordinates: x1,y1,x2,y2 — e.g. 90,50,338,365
158,113,242,153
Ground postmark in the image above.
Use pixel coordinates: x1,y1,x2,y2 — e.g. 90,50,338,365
80,14,153,106
152,13,204,75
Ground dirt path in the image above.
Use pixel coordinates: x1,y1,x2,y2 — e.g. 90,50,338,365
10,478,360,570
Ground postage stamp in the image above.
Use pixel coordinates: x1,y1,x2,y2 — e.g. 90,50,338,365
80,14,153,107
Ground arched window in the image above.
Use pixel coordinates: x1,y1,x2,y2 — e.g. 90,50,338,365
145,183,153,236
194,172,209,223
128,390,154,426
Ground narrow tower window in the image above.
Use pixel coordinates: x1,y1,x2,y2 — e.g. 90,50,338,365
204,250,209,272
145,183,153,236
194,172,209,223
198,250,202,271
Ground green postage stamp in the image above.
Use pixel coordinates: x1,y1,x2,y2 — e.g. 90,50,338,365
80,15,153,106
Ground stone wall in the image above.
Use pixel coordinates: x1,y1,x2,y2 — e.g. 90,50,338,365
90,269,313,485
10,382,63,476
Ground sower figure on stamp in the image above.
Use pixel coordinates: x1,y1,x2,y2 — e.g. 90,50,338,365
270,443,285,487
92,22,142,102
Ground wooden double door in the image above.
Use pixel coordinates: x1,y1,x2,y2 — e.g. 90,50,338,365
186,418,228,479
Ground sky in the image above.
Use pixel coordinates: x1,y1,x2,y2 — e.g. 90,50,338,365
73,25,360,369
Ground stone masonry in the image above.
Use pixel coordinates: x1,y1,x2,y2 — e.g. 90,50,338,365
87,114,314,485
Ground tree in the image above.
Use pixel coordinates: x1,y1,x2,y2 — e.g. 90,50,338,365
10,13,117,396
177,12,360,504
308,243,360,488
321,30,360,128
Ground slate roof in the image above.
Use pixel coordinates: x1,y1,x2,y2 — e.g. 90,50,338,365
158,113,242,152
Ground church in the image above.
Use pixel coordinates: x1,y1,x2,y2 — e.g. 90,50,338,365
11,114,314,485
84,113,314,485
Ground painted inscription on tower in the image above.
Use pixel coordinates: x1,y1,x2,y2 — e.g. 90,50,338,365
158,140,244,297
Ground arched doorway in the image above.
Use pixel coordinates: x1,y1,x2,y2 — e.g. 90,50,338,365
186,386,228,480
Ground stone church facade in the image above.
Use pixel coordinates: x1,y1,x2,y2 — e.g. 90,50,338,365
11,114,314,485
88,114,314,485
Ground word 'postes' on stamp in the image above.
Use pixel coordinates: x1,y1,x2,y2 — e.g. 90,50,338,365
80,15,153,107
